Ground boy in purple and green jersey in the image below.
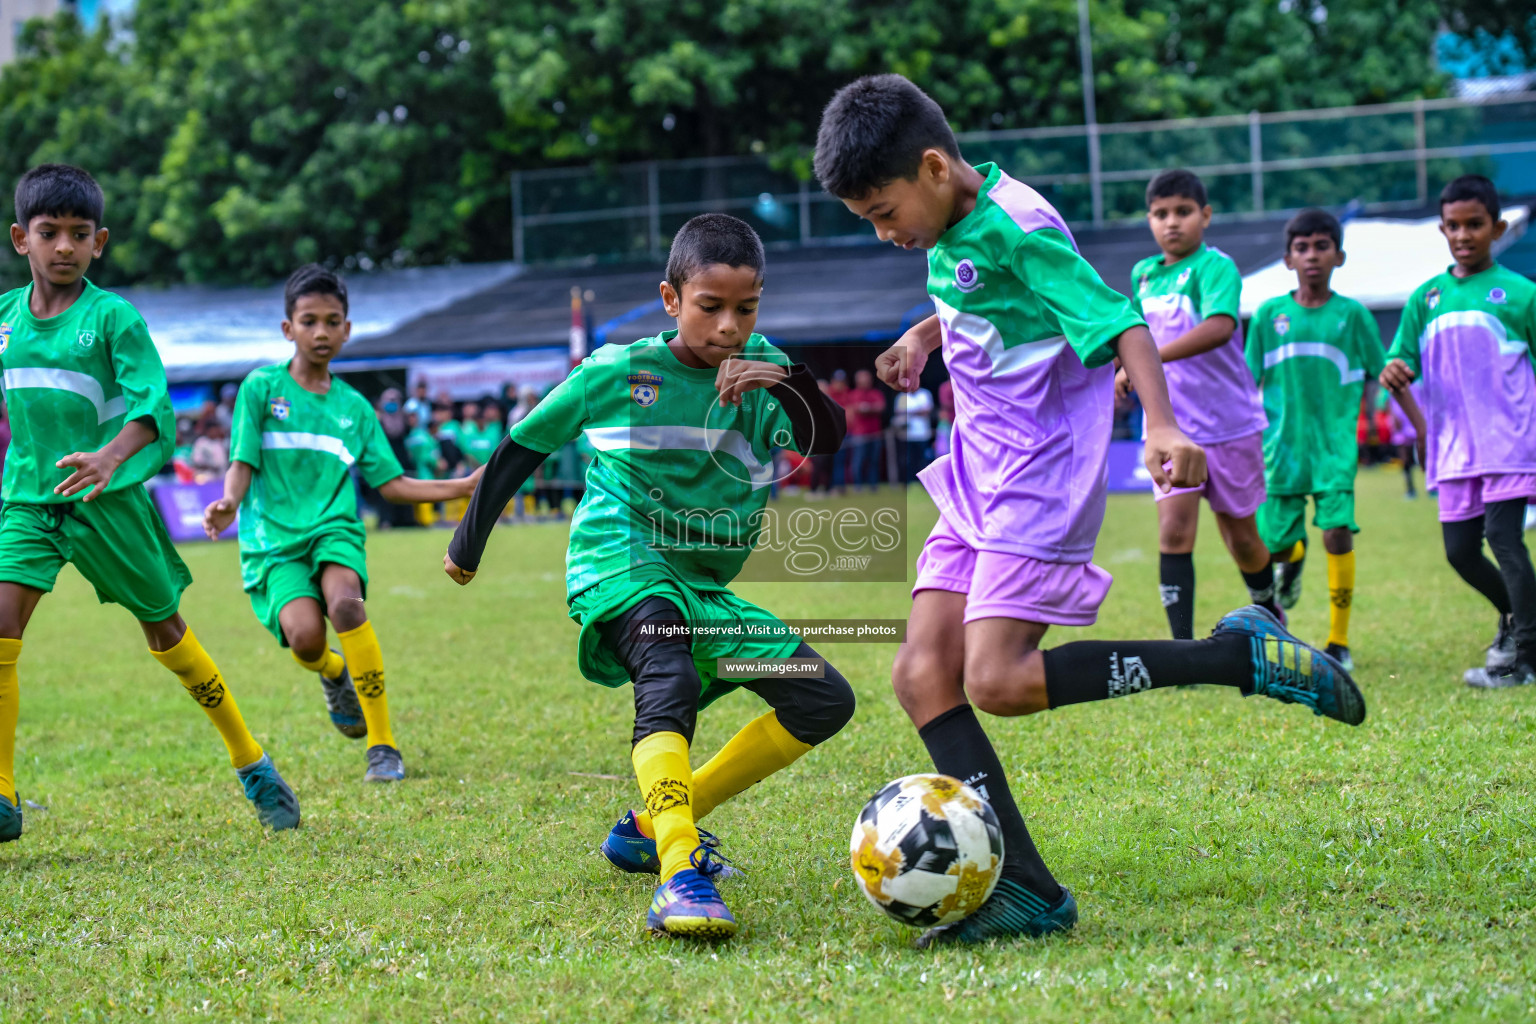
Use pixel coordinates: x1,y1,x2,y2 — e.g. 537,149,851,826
1245,208,1385,674
1382,175,1536,688
1125,169,1279,640
818,75,1364,949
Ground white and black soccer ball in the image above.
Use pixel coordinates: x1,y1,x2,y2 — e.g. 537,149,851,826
849,773,1003,927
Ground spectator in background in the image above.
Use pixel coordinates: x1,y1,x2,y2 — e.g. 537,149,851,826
892,384,934,483
405,411,446,479
404,380,431,425
828,369,852,493
462,400,504,469
373,388,416,527
935,378,954,458
211,382,238,433
509,385,540,426
431,403,464,473
172,416,196,483
499,382,520,422
846,368,886,490
810,377,835,497
190,420,230,482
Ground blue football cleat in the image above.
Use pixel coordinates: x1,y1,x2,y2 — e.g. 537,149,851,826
646,846,738,939
1214,604,1366,726
601,810,734,876
0,793,21,843
364,744,406,783
237,753,301,830
319,650,367,739
916,880,1077,948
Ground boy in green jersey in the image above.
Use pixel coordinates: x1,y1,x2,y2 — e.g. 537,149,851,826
444,214,854,939
203,266,481,782
0,164,299,837
1124,170,1280,640
1246,209,1385,672
404,410,443,479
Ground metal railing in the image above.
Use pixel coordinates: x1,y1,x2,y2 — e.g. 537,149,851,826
511,91,1536,264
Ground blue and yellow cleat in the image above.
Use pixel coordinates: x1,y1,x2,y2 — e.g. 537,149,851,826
647,846,738,940
1215,604,1365,726
319,651,367,739
0,794,21,843
601,810,732,876
237,753,301,831
916,880,1077,948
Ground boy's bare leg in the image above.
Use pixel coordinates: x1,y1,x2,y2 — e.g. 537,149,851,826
1215,511,1282,616
1157,492,1201,639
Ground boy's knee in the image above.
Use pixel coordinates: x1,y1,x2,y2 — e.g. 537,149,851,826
326,596,367,633
891,646,960,715
776,661,856,746
1322,528,1353,555
284,623,326,660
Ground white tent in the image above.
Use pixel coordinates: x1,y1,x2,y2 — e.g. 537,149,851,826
1240,206,1530,316
115,261,520,382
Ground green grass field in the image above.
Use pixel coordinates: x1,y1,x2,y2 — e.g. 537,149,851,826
3,466,1533,1022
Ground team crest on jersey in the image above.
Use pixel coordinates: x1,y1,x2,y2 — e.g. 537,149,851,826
1176,269,1192,287
954,259,983,293
1273,313,1290,336
1488,287,1508,305
1426,287,1441,310
270,397,292,421
627,372,663,407
1137,274,1150,296
76,330,96,350
0,323,10,355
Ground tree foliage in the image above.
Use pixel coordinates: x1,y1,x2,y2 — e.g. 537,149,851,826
0,0,1449,285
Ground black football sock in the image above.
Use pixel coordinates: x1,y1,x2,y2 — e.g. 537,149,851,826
1042,633,1251,708
918,704,1061,906
1241,561,1281,617
1159,552,1196,640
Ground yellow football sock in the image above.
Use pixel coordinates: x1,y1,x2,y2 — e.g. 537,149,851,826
635,712,813,836
292,647,345,679
1280,539,1306,563
151,628,263,769
0,639,20,804
1327,550,1355,647
337,621,395,749
632,731,698,880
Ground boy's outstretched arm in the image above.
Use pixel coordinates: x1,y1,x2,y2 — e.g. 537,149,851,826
1114,324,1207,491
378,467,483,505
55,417,159,501
444,438,548,584
875,314,941,393
203,459,254,539
1113,316,1236,396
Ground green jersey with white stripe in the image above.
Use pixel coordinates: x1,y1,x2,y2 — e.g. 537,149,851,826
230,363,403,589
510,332,797,598
0,280,175,504
1245,291,1384,494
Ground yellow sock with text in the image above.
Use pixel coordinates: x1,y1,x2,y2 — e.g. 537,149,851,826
292,647,346,679
0,639,20,804
337,621,395,749
152,629,263,768
1327,550,1355,648
632,731,698,881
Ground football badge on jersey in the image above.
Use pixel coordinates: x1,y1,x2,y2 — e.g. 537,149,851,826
1176,269,1192,287
954,258,983,293
1273,313,1290,336
1426,287,1441,310
627,372,663,408
0,323,10,355
76,329,96,350
270,396,292,421
1488,287,1508,305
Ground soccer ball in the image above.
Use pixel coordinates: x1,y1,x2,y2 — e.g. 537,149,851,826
849,773,1003,927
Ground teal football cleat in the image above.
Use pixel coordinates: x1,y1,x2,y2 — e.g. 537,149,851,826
319,650,366,739
1324,643,1354,674
364,744,405,783
916,881,1077,948
646,846,738,940
1214,604,1365,725
601,810,733,876
237,753,301,830
0,793,21,843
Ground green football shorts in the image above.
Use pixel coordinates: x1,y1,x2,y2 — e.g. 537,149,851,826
1258,490,1359,552
0,488,192,622
244,529,369,646
570,566,803,709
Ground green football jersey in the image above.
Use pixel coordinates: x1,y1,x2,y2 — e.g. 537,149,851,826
229,363,404,588
510,332,798,598
1245,292,1384,494
461,421,503,466
405,425,441,479
0,279,174,503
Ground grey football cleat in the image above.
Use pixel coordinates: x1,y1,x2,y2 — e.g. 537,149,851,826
1275,557,1304,611
1464,663,1534,689
319,649,367,739
364,744,405,783
1486,615,1517,672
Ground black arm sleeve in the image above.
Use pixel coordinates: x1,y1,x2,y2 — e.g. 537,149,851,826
447,436,549,572
767,362,846,456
